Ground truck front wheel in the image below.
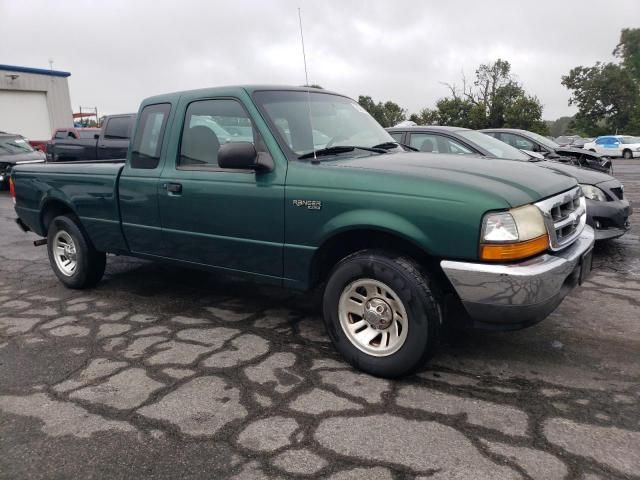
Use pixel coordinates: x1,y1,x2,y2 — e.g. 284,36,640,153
322,250,441,378
47,215,106,289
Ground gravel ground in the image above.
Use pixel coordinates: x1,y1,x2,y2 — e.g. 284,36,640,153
1,160,639,480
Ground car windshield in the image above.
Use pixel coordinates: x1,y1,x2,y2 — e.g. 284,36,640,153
523,130,560,150
556,136,578,144
458,130,530,161
253,90,397,159
0,136,35,156
621,136,640,144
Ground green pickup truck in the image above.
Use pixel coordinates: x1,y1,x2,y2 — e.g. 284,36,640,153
11,86,595,377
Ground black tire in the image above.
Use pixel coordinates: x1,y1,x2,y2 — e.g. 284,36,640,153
47,215,106,289
623,149,633,159
322,249,442,378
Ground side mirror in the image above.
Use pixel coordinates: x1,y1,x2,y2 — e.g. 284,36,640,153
218,142,274,172
94,133,100,140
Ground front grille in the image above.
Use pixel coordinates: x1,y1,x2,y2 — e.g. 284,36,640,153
610,187,624,200
535,186,586,251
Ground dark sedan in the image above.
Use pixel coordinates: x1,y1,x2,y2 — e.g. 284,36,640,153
387,126,632,241
0,133,45,189
480,128,611,173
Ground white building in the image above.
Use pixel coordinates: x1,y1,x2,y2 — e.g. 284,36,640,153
0,64,73,140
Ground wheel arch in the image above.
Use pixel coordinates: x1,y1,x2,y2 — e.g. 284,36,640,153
309,226,441,290
40,198,77,235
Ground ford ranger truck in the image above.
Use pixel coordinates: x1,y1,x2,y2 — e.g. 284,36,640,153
11,86,595,378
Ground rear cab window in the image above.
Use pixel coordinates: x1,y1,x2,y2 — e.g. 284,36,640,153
104,116,134,140
130,104,171,169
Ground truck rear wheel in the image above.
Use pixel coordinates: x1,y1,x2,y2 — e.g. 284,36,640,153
322,249,441,378
47,215,106,289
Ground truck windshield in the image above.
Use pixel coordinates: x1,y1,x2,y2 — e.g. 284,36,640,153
253,90,397,159
0,136,35,156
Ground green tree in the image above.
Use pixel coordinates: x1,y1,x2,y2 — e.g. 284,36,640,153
503,94,548,134
408,107,439,125
614,28,640,81
563,28,640,135
548,116,575,137
434,97,486,129
409,59,546,132
562,62,638,135
357,95,406,127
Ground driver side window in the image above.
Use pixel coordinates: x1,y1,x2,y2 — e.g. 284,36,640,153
179,99,256,168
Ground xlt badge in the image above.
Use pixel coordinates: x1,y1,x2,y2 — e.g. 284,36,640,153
293,199,322,210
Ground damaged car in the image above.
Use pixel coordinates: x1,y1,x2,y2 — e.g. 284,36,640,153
387,125,632,241
0,132,46,190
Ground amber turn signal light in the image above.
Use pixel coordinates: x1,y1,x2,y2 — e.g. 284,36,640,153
480,234,549,261
9,177,16,203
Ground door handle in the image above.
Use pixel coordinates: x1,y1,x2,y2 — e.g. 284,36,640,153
163,182,182,195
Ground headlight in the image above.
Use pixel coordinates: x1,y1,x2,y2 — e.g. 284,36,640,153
580,184,607,201
480,204,549,261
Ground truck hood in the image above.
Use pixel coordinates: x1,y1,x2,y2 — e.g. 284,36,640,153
0,150,46,165
325,152,577,207
534,159,614,185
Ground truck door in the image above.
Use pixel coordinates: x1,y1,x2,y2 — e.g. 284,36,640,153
119,104,172,256
157,97,285,281
98,115,133,159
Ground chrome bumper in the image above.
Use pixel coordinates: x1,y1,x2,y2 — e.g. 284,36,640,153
441,226,595,329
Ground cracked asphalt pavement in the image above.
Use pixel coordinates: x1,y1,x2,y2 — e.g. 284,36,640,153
1,160,639,480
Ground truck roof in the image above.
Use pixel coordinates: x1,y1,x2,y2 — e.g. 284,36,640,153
141,85,346,105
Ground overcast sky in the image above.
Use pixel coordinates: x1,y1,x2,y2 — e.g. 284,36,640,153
1,0,638,120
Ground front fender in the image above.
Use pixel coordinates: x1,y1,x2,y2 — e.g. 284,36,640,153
317,209,433,254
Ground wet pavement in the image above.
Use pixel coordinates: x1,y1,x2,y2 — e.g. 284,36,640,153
1,160,639,479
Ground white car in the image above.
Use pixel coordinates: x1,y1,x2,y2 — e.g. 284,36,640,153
583,135,640,159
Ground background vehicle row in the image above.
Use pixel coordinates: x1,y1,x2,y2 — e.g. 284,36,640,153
388,125,631,241
46,114,136,162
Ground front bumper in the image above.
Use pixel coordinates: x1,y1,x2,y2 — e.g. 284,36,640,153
441,226,595,330
586,198,632,241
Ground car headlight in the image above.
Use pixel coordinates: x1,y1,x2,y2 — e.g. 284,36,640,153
580,184,607,201
480,204,549,261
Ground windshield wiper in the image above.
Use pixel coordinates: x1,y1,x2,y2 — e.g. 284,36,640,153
298,145,387,160
372,141,418,152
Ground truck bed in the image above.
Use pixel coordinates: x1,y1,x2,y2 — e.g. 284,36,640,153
12,160,128,252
